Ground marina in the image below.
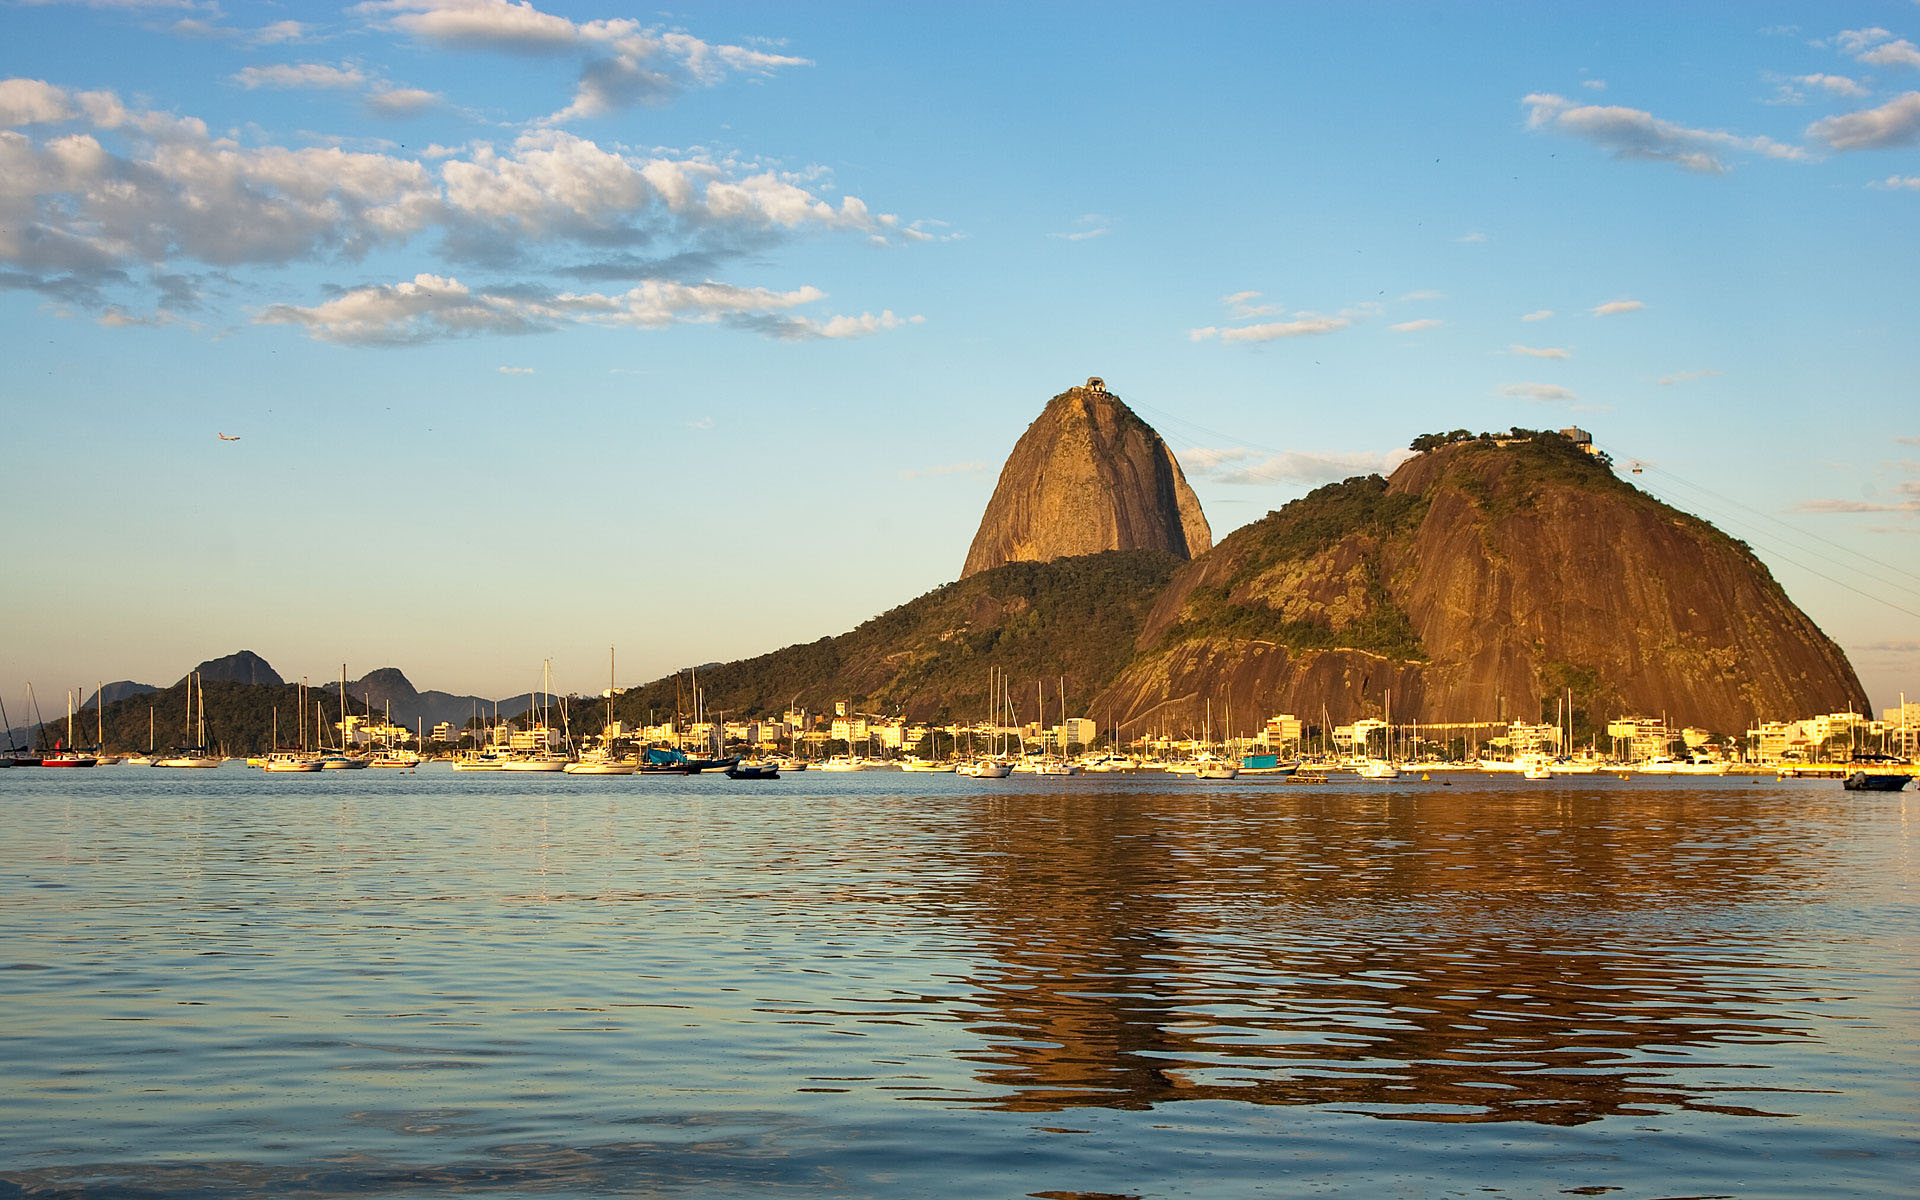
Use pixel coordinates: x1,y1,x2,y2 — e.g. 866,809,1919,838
1,767,1913,1197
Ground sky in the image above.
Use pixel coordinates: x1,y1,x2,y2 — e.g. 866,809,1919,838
2,0,1917,716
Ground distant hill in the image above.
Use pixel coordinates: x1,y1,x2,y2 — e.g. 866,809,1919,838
590,388,1866,745
1090,430,1866,738
181,650,283,688
81,681,160,709
602,549,1183,730
322,667,536,730
963,380,1209,578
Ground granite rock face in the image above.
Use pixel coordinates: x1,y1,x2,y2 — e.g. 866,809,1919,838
962,381,1210,578
1093,436,1867,736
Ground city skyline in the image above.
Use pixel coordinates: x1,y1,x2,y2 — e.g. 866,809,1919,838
3,1,1917,709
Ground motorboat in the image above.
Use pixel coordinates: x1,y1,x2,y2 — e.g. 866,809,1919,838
264,751,322,773
958,759,1013,778
1193,760,1238,780
1354,758,1403,780
726,762,780,780
1843,769,1912,792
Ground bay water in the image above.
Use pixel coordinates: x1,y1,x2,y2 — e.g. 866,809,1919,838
2,768,1913,1197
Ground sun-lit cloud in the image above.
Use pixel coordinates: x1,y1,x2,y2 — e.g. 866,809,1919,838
1523,92,1808,172
1178,445,1413,486
1219,290,1279,318
233,62,368,91
1807,92,1920,151
1591,298,1644,316
1191,295,1375,343
1049,213,1111,241
0,81,925,324
1191,315,1351,343
1793,498,1920,513
365,87,441,117
1521,309,1553,322
255,273,919,346
1510,344,1569,359
1392,318,1442,333
1498,382,1578,403
1799,72,1868,97
1658,369,1721,385
355,0,811,123
1871,174,1920,189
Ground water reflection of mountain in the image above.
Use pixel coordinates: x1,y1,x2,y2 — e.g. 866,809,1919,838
929,787,1834,1124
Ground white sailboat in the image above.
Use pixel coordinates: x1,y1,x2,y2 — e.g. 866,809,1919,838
153,673,222,768
566,649,638,775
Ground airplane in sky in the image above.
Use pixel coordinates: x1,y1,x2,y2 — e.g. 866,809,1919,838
217,432,240,441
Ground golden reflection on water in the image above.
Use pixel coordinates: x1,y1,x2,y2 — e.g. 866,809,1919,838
932,786,1836,1122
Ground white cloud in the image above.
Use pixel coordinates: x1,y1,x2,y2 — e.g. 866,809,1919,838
1179,445,1414,486
496,364,533,374
1792,498,1920,513
1510,344,1570,358
0,79,74,126
1456,231,1487,244
1392,318,1442,332
0,83,922,320
1658,369,1720,386
1523,92,1808,173
1498,382,1578,403
1798,73,1868,98
1521,309,1554,322
1871,174,1920,189
357,1,810,122
1807,92,1920,151
1220,290,1279,318
254,272,916,346
1191,314,1351,343
1398,289,1446,302
1591,298,1644,316
358,0,583,52
1859,39,1920,71
232,63,368,91
366,88,440,117
1582,78,1607,91
1896,436,1920,446
1050,214,1112,241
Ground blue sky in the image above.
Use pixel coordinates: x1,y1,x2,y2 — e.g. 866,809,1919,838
3,0,1917,714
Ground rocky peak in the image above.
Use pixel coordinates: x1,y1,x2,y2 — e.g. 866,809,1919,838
962,378,1211,578
183,649,282,688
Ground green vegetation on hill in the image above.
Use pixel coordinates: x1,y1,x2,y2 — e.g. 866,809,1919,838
600,549,1182,728
60,680,378,755
1155,475,1429,661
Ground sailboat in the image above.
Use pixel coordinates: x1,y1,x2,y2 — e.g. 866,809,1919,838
153,673,222,767
370,699,424,769
1192,699,1238,779
503,660,569,771
1032,676,1082,775
566,649,638,775
91,683,122,765
958,667,1014,778
121,706,157,766
1354,692,1403,780
315,665,371,769
41,690,100,767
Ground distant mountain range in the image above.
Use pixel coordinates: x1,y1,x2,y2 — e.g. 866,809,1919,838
10,654,544,753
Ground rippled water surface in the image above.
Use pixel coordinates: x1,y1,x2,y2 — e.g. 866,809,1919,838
2,767,1914,1197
